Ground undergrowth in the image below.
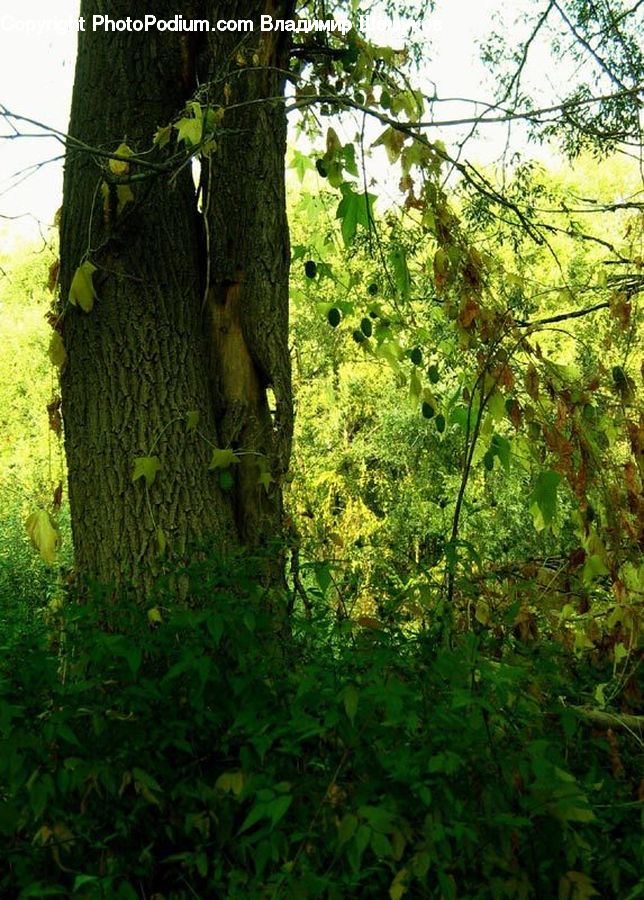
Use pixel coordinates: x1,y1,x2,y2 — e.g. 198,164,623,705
0,555,641,899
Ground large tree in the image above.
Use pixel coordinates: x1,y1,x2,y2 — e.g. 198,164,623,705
52,0,641,594
59,0,294,590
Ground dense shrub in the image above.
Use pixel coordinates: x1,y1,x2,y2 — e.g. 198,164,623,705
0,555,641,898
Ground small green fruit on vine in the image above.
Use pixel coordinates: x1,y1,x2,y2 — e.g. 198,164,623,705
422,401,435,419
327,307,341,327
305,260,317,279
360,317,373,337
353,329,366,344
435,413,446,433
410,347,422,366
428,364,440,384
368,282,379,295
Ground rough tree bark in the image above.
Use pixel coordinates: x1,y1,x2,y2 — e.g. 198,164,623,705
59,0,294,591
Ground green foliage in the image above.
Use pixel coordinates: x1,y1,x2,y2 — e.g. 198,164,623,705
0,555,641,898
0,242,70,614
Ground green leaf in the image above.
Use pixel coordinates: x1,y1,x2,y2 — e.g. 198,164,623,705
154,125,172,148
529,470,561,530
175,115,202,146
268,794,292,827
336,184,376,247
73,875,100,892
185,410,200,431
289,150,314,182
238,802,268,834
491,433,511,471
219,470,234,491
208,448,240,470
156,528,167,557
132,456,162,488
371,830,393,858
343,685,359,723
389,246,410,299
338,813,358,844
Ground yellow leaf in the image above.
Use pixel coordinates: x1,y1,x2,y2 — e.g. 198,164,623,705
559,871,600,899
175,116,202,146
69,261,97,312
475,601,490,626
116,183,134,213
216,771,245,796
389,868,409,900
25,509,60,565
48,332,67,369
108,141,134,176
147,606,163,625
373,126,405,164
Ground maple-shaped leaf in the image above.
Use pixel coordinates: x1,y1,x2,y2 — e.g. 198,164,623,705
208,448,239,470
336,184,376,247
132,456,162,487
257,467,274,493
372,126,405,164
185,410,200,431
69,261,97,312
153,125,172,148
108,141,134,176
175,116,202,146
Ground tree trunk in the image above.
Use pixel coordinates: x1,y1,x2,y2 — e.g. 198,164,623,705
200,1,294,557
59,0,293,591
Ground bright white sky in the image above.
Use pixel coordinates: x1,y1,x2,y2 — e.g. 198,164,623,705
0,0,556,241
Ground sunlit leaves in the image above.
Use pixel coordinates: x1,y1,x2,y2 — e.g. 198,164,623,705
25,509,60,565
289,149,314,182
175,101,203,147
373,126,406,164
48,332,66,369
108,141,133,176
68,261,98,312
389,246,410,299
